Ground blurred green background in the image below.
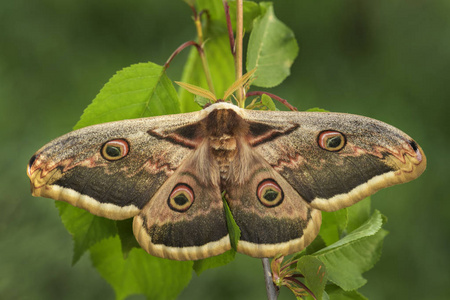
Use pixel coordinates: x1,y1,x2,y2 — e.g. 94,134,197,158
1,0,449,299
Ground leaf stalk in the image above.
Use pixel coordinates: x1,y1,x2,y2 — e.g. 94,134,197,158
164,40,201,69
193,9,216,96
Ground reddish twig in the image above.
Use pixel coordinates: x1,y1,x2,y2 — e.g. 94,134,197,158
164,41,202,69
289,274,305,278
246,91,298,111
284,277,317,300
189,4,198,19
280,259,300,272
199,9,211,30
223,0,235,55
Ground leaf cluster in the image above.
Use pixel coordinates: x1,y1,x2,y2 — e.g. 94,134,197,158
295,198,387,299
53,1,388,299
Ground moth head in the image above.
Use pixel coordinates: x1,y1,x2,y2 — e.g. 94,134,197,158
168,183,195,212
257,179,284,207
101,139,130,161
317,130,346,152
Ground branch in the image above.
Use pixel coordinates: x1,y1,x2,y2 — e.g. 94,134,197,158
234,0,244,106
262,258,279,300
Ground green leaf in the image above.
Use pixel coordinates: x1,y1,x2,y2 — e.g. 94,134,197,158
55,202,117,265
246,2,299,88
58,62,182,267
74,62,180,129
261,94,276,111
190,197,240,275
313,211,388,290
297,256,327,300
303,235,327,256
116,218,140,258
317,210,383,253
178,34,235,112
346,197,372,233
228,0,262,31
223,196,241,251
196,0,226,23
63,62,185,297
306,107,329,112
326,284,368,300
90,236,193,300
320,208,348,246
193,250,236,276
194,95,211,108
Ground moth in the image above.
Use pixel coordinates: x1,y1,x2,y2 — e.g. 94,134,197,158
27,102,426,260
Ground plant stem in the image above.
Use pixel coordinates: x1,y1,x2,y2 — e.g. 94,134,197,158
262,258,279,300
193,7,216,96
234,0,244,106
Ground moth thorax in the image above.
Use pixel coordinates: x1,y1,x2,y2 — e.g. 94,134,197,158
208,135,238,181
209,134,237,151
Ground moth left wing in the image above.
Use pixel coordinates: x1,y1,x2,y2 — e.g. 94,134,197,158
133,149,230,261
27,111,207,220
241,109,426,212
